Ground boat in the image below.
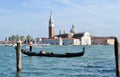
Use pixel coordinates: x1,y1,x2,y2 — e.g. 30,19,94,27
21,47,85,58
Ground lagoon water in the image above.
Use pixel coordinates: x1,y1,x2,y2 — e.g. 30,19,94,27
0,45,116,77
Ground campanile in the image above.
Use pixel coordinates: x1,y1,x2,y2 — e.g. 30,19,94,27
49,12,54,38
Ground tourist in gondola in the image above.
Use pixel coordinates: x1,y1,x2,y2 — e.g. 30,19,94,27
39,50,46,54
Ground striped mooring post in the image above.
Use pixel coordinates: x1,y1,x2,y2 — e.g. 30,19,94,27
16,41,22,72
114,37,120,76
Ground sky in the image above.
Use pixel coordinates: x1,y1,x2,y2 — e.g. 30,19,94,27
0,0,120,40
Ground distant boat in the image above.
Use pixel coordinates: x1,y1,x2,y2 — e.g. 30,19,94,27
21,47,85,58
5,44,14,46
31,44,50,48
5,43,22,47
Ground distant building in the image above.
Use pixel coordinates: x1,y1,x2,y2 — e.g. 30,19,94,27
91,36,115,45
81,32,91,45
107,38,115,45
38,12,114,46
38,12,91,45
41,38,80,45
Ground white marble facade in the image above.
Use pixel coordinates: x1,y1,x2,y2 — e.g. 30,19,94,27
81,32,91,45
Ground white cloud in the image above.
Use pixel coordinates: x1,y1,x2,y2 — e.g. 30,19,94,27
22,0,56,10
21,0,103,16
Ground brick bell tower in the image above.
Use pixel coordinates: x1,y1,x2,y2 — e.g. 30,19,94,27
49,12,54,38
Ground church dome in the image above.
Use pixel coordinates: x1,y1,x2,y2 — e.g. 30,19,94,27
70,25,77,33
84,32,90,36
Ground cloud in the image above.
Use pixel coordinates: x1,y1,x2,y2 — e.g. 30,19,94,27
0,0,120,40
21,0,108,17
22,0,57,11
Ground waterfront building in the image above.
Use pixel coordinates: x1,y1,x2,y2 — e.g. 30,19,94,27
91,36,115,45
41,38,80,46
38,12,114,46
81,32,91,45
107,38,115,45
39,13,91,45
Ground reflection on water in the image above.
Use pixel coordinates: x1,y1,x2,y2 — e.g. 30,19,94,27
16,72,22,77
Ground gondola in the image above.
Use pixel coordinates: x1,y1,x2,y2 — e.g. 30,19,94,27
21,47,85,58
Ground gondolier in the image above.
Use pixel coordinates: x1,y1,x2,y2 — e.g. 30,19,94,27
29,40,33,52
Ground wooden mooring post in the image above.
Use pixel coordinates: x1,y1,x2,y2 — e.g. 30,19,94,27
16,41,22,72
114,37,120,76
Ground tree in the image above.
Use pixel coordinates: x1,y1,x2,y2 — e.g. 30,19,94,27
11,35,16,41
8,37,12,41
5,37,7,41
20,36,25,41
25,35,32,44
15,35,19,41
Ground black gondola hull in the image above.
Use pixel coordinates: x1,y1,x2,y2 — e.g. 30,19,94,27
21,48,85,58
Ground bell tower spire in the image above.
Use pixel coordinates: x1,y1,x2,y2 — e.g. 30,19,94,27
49,11,54,38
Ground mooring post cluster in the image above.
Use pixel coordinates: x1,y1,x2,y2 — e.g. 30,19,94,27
16,41,22,72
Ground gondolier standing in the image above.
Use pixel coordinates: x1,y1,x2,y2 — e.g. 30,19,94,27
29,40,33,52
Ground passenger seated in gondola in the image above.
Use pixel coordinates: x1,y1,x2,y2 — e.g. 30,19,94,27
39,50,54,55
64,52,68,55
39,50,47,54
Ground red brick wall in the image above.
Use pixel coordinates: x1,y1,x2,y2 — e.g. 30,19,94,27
49,26,54,38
